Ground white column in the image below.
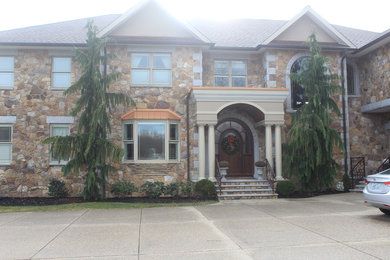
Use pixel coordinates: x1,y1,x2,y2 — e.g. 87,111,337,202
265,124,273,167
208,124,216,181
275,124,283,180
198,124,206,180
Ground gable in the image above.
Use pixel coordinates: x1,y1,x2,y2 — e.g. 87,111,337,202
110,2,194,39
98,0,209,44
273,15,337,43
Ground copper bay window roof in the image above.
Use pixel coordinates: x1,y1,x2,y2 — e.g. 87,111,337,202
121,109,181,120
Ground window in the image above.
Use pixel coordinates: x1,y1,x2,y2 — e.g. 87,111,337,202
0,126,12,164
131,53,171,85
52,57,71,89
214,60,247,87
0,57,14,88
347,63,359,96
50,124,70,164
123,121,179,162
290,56,310,109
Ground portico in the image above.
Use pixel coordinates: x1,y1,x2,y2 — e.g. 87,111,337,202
190,87,289,181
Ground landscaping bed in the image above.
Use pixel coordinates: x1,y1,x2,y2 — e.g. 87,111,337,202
278,190,346,198
0,197,213,207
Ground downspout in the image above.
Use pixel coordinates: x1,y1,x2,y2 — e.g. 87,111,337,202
341,54,348,176
185,91,191,181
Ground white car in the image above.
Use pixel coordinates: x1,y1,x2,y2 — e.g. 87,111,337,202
363,169,390,215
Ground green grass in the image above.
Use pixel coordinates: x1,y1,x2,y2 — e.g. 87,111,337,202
0,201,216,213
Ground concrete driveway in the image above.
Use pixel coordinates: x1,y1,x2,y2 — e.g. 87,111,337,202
0,193,389,260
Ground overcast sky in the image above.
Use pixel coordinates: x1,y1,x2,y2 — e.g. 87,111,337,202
1,0,389,33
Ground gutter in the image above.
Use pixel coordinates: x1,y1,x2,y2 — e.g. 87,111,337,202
340,54,349,176
185,91,191,181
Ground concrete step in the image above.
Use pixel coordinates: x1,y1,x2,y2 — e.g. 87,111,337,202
219,184,270,189
219,193,278,200
220,189,273,194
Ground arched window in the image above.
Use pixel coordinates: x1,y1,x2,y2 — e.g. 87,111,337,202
290,56,310,109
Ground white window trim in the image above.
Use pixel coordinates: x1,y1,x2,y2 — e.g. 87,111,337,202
346,61,360,98
285,53,310,112
0,124,12,165
214,60,247,87
131,53,172,88
0,56,15,90
51,57,72,91
49,124,70,165
123,120,180,163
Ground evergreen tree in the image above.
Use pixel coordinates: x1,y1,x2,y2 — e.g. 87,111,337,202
44,21,134,200
286,34,343,192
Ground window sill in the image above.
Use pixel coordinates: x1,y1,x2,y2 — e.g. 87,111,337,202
51,87,70,91
0,163,11,166
122,160,180,164
286,108,297,113
49,162,67,166
0,86,15,90
130,84,172,88
347,94,360,98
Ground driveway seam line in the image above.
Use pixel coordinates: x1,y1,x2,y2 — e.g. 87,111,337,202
245,203,382,260
137,208,143,260
29,209,89,259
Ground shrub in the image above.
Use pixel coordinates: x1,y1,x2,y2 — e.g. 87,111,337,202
141,181,165,199
194,179,217,200
110,181,137,197
180,181,193,197
276,180,295,196
48,179,68,198
342,174,351,192
164,182,180,198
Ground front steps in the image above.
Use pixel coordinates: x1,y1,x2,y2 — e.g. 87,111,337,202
349,180,366,192
216,178,278,200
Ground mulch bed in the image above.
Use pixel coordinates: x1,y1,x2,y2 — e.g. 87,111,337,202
0,197,211,206
278,190,346,198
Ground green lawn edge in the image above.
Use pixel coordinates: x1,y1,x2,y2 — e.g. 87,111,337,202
0,201,217,213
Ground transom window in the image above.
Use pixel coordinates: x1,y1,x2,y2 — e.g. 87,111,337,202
131,53,171,85
291,56,310,109
50,124,70,164
0,126,12,164
123,121,179,162
52,57,71,89
214,60,247,87
0,57,14,88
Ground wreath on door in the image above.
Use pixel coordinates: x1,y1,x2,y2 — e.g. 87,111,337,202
222,135,240,155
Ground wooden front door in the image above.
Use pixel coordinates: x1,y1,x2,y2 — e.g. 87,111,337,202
216,119,254,177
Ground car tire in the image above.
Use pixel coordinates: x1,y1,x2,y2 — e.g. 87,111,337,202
379,208,390,215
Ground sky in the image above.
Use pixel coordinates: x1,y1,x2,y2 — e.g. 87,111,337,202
0,0,389,33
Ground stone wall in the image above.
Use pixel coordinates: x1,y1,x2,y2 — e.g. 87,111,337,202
0,46,199,197
348,42,390,173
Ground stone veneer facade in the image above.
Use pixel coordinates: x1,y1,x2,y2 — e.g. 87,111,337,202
348,42,390,173
1,39,388,196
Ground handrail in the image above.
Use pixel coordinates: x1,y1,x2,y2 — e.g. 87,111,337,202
349,156,365,189
264,159,276,193
215,158,222,196
377,156,390,173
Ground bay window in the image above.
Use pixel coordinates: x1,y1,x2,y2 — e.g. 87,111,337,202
123,121,179,162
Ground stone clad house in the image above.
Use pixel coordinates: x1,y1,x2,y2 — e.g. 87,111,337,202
0,0,389,197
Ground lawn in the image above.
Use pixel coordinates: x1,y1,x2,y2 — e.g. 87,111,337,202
0,201,216,213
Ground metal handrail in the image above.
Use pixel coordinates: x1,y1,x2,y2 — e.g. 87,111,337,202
264,159,276,193
377,156,390,173
349,156,366,189
215,158,222,196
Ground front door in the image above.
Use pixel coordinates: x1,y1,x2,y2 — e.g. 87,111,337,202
216,119,254,177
